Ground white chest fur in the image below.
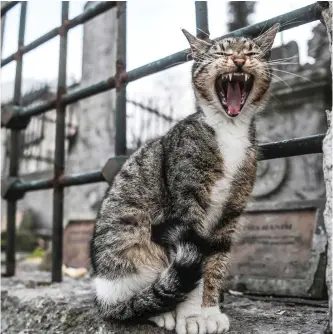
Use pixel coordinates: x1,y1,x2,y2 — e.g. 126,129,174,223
203,109,251,228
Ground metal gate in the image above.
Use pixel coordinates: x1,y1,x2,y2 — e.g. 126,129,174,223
0,1,329,282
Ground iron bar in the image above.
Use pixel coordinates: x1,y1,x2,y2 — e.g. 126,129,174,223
1,1,19,17
259,134,325,160
4,134,325,195
1,2,321,126
3,2,27,277
14,171,104,193
115,2,127,156
195,1,210,39
1,7,6,56
51,1,68,283
1,1,117,67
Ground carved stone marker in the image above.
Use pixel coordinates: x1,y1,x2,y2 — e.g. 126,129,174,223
63,220,95,268
62,205,326,299
229,201,327,299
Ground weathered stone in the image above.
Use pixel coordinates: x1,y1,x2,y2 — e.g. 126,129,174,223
63,220,95,268
229,201,327,299
0,266,329,334
318,2,332,333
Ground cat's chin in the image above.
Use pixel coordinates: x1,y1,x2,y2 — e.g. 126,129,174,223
215,72,254,118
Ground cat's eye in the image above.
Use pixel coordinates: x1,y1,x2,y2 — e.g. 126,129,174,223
214,52,232,57
245,52,258,56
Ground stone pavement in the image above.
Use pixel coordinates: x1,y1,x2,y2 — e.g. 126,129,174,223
1,264,329,334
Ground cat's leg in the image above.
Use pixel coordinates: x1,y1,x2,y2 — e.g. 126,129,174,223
175,279,205,334
202,252,230,334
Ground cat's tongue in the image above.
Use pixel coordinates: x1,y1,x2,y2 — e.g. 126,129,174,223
227,81,242,116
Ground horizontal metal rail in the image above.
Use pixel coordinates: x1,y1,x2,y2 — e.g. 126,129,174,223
1,2,116,67
259,134,324,159
1,1,19,17
1,2,321,127
4,134,324,195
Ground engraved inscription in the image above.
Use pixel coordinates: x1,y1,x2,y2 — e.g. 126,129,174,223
229,210,316,279
63,220,95,268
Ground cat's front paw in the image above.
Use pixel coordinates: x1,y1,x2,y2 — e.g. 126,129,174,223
202,306,229,334
176,315,206,334
149,311,176,331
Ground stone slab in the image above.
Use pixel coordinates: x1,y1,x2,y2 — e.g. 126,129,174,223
0,265,329,334
63,220,95,268
229,201,327,299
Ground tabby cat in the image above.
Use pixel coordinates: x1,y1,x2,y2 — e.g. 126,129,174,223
91,24,279,334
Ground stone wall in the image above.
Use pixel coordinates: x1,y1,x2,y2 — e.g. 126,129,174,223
253,67,329,203
63,2,118,224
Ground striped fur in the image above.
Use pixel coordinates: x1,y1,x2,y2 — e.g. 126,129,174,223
91,25,279,333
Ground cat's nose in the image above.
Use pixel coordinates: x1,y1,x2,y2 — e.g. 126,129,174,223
233,58,245,71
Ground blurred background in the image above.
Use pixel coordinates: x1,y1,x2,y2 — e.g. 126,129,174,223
0,1,331,295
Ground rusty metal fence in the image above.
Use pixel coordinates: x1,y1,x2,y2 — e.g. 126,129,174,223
0,1,328,282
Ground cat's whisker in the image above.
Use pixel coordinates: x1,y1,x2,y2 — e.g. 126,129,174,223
268,44,323,64
255,68,293,91
196,27,210,38
267,91,282,104
165,61,187,69
267,61,299,65
270,73,292,90
271,68,315,83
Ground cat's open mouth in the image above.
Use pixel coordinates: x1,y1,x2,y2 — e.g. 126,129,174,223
215,72,254,117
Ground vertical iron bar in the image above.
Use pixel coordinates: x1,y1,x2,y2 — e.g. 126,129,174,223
4,2,27,277
115,2,127,155
195,1,210,40
51,1,69,282
1,8,5,58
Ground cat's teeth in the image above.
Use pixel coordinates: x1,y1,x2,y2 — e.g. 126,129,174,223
229,74,232,81
245,74,249,81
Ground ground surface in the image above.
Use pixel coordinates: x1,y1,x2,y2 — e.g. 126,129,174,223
1,261,329,334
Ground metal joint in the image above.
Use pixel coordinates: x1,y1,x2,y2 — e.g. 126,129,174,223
58,20,69,37
101,156,128,184
13,48,23,62
115,59,128,89
1,178,25,201
56,86,67,109
1,105,31,129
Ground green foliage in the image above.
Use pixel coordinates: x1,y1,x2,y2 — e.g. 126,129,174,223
28,247,45,258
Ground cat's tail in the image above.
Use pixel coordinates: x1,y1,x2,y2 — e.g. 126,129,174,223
93,242,203,321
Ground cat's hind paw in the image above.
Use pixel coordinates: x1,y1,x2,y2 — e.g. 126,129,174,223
149,311,176,331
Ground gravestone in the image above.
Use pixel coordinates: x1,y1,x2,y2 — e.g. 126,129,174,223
229,201,327,299
63,220,95,268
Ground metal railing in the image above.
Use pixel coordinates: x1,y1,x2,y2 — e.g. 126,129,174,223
0,1,328,282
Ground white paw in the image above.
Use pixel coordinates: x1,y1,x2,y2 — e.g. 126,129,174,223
205,313,229,334
149,311,176,331
202,306,229,334
176,315,206,334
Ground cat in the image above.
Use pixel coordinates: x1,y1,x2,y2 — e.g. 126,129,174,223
91,23,279,334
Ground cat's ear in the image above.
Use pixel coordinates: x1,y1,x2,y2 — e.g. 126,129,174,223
182,29,211,59
254,23,280,53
